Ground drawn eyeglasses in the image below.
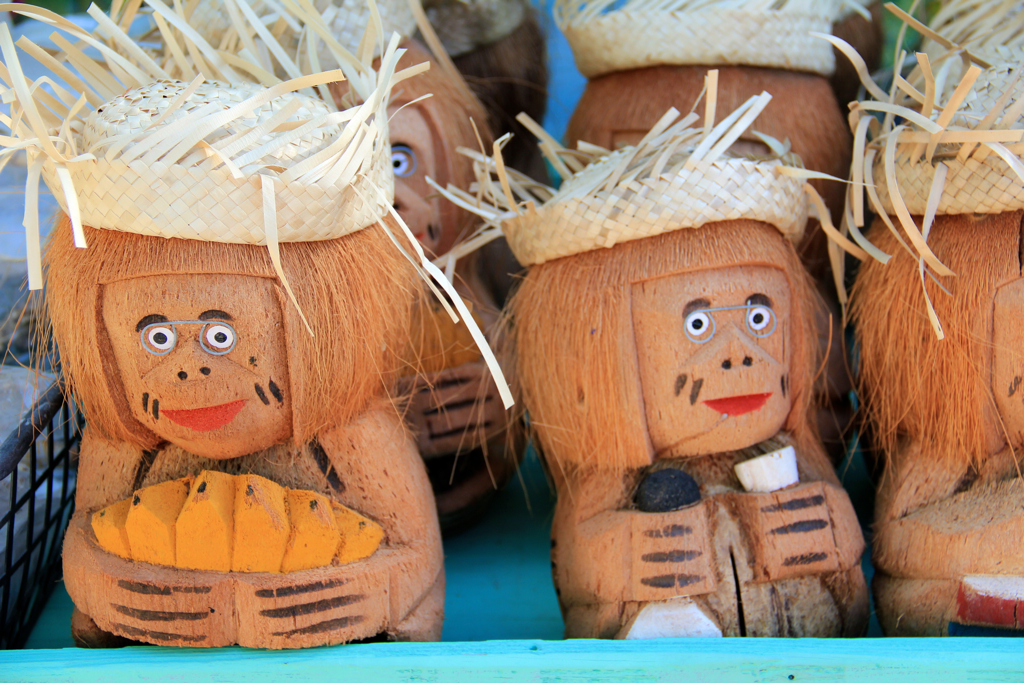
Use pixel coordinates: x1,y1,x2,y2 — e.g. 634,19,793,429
684,304,776,344
140,320,237,356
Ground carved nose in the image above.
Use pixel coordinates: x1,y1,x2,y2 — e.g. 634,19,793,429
177,371,188,380
722,356,754,370
200,367,211,376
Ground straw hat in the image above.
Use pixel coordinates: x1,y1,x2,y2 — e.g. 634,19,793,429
553,0,846,79
921,0,1024,66
819,4,1024,337
188,0,416,62
0,1,412,291
434,73,831,266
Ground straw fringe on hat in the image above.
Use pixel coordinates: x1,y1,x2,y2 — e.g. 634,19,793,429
819,4,1024,338
921,0,1024,66
432,71,835,266
189,0,416,63
553,0,846,79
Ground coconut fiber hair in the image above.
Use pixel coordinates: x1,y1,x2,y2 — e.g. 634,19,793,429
45,214,417,450
333,41,494,250
851,212,1024,468
511,220,830,478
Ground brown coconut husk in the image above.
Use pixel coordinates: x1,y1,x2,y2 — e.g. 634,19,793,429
564,65,850,281
510,220,831,481
851,212,1023,470
452,8,549,182
829,1,883,108
331,40,494,261
44,213,418,451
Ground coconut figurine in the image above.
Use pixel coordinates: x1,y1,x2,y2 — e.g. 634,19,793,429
0,1,508,647
438,80,869,638
291,0,523,532
556,0,861,465
827,7,1024,636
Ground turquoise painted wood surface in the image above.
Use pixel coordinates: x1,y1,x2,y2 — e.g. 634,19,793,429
4,639,1024,682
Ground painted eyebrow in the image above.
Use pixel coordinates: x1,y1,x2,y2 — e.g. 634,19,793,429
746,293,773,308
682,298,711,318
198,310,233,321
136,314,168,332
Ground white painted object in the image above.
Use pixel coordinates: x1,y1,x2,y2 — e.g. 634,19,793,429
962,575,1024,601
619,598,723,639
734,445,799,493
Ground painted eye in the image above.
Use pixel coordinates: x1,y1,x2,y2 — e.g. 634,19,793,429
391,145,416,177
204,324,235,352
685,311,712,340
747,306,773,333
146,326,175,352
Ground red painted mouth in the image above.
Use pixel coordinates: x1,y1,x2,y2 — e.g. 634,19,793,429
162,400,246,432
703,393,772,417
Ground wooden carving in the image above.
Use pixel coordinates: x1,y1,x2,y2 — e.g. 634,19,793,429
514,221,869,638
565,66,853,464
335,41,521,532
853,212,1024,636
50,221,444,648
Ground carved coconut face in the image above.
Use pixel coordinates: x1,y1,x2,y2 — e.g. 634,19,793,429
389,104,449,256
991,277,1024,446
631,265,792,457
101,274,292,459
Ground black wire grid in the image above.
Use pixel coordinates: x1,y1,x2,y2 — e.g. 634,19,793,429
0,381,81,649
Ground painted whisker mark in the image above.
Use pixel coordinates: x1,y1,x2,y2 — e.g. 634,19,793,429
1011,375,1022,398
268,379,283,404
271,615,365,637
113,605,208,622
152,398,159,420
644,525,692,538
674,374,688,397
760,495,824,513
769,519,829,535
117,580,170,596
640,574,704,588
310,441,344,494
782,552,829,566
641,550,702,563
259,595,364,618
115,624,206,643
423,398,482,416
254,578,350,599
255,383,270,405
781,374,789,398
142,392,149,413
689,378,703,406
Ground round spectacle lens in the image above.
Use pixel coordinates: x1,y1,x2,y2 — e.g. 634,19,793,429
746,306,775,336
391,145,416,177
684,311,714,342
145,326,176,354
203,324,236,354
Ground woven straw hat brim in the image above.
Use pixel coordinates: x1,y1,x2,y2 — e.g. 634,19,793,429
870,152,1024,218
431,79,831,268
40,154,393,245
504,158,807,265
561,9,837,78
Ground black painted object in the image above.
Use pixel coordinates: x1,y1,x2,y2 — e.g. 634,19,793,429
634,468,701,513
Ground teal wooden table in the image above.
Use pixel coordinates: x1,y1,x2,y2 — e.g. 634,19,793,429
6,451,1024,681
